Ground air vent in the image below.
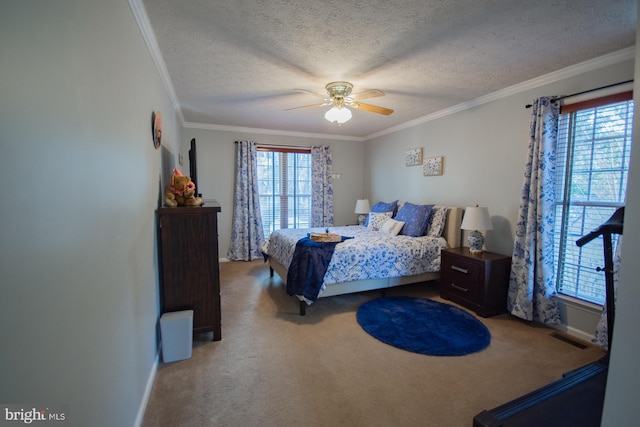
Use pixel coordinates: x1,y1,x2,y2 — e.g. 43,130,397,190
550,332,588,349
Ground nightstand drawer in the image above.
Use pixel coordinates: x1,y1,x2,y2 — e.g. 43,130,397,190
445,258,480,285
440,264,481,301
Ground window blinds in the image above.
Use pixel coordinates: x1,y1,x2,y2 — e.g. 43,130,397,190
554,95,634,304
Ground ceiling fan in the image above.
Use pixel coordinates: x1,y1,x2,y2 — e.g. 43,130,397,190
286,81,394,125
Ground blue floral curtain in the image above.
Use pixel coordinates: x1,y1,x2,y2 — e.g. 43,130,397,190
507,97,561,324
310,146,334,227
227,141,265,261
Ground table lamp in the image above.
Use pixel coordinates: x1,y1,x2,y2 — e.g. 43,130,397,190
354,199,371,226
461,206,493,254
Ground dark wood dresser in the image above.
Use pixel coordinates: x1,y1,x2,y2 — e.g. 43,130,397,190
440,247,511,317
157,204,221,341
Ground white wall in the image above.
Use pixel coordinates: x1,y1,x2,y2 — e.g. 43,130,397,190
601,10,640,424
180,127,366,257
0,1,176,425
365,57,635,340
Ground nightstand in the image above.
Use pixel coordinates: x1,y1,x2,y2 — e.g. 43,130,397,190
440,247,512,318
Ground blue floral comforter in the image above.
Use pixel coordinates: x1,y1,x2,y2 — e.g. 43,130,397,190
286,235,351,302
262,226,448,295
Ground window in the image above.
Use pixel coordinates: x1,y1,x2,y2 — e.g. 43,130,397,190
256,147,312,238
553,92,633,305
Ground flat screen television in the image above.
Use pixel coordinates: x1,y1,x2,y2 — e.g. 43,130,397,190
188,138,202,198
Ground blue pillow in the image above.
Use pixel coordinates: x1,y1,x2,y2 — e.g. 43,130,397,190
366,200,398,226
371,200,398,216
395,203,434,237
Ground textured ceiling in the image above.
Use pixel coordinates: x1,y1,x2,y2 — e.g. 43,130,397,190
142,0,636,138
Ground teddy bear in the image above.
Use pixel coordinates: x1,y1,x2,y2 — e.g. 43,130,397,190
165,168,203,207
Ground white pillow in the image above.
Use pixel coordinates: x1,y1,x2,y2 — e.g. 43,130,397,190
367,212,392,230
380,218,405,236
427,206,448,237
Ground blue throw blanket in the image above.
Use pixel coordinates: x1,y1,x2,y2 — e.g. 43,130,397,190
286,235,352,302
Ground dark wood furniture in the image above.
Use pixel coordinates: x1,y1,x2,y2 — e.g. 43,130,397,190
157,204,222,341
439,247,511,317
473,358,608,427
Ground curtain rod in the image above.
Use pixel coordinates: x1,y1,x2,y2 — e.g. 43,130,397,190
234,141,311,150
258,143,309,149
524,79,634,109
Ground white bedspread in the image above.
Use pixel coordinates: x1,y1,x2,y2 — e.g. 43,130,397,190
262,225,448,286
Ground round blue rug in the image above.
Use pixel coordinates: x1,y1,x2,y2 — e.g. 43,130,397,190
356,296,491,356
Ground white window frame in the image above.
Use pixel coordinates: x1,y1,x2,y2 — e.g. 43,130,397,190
553,91,633,305
256,147,312,238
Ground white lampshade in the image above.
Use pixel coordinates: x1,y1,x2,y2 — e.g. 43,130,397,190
354,199,370,226
461,206,493,254
461,206,493,231
354,199,371,214
324,106,352,124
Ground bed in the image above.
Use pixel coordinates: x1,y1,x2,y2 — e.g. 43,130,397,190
262,205,463,315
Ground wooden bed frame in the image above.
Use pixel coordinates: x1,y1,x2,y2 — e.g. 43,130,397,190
268,206,464,315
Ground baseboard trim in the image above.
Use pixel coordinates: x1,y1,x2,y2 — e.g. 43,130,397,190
550,323,596,345
134,350,160,427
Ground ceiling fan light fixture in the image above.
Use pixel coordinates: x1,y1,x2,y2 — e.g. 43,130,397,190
324,106,352,125
287,81,390,124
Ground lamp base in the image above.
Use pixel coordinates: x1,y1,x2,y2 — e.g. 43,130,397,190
468,230,485,254
357,214,367,226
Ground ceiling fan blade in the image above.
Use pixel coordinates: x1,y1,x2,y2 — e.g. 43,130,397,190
351,102,394,115
350,89,385,101
284,102,331,111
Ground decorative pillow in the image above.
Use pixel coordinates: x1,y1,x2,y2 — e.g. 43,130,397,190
371,200,398,216
427,206,448,237
394,202,434,237
365,200,398,226
380,218,405,236
367,212,393,231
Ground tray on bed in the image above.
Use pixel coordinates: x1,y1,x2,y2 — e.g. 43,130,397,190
309,233,342,242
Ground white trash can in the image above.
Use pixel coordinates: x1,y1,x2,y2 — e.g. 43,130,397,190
160,310,193,362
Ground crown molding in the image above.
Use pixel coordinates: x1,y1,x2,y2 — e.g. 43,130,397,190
129,2,633,143
365,47,635,140
128,0,184,123
130,0,360,141
183,122,365,142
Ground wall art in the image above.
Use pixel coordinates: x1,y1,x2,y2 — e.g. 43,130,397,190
152,111,162,149
423,157,443,176
405,147,423,166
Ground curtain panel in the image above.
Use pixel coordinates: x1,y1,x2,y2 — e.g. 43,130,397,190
227,141,265,261
507,97,561,324
310,146,334,227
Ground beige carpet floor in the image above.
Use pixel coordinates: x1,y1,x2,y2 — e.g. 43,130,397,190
142,259,605,427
